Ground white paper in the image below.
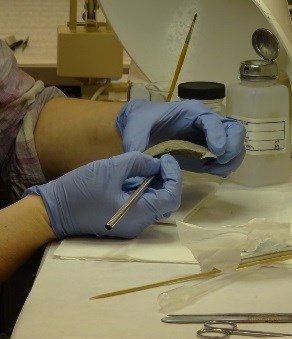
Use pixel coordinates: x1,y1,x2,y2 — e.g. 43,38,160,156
54,225,196,264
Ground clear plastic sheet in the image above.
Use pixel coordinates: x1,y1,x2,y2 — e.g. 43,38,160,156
177,218,291,272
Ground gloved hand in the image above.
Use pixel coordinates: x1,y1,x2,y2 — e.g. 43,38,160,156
23,151,182,239
116,100,246,177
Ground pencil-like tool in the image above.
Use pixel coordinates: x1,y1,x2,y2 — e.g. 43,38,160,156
166,13,198,102
105,176,154,230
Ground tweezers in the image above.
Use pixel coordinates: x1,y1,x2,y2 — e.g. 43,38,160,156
161,313,292,324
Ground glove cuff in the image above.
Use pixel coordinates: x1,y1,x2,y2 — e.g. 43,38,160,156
23,185,66,240
115,100,136,135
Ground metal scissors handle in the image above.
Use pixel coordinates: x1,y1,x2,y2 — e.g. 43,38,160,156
197,320,292,338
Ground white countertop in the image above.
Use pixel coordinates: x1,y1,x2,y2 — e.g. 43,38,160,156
11,241,292,339
11,175,292,339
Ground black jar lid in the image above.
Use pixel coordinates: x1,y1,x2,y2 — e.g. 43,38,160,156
178,81,225,100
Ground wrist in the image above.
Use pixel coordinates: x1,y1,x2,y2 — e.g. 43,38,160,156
23,194,56,242
0,195,56,281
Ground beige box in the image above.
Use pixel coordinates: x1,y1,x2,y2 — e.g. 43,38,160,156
57,25,123,78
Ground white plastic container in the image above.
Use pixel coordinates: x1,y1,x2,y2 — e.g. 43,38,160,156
226,29,290,187
227,78,290,186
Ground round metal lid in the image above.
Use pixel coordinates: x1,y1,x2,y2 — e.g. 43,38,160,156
252,28,279,61
239,60,278,80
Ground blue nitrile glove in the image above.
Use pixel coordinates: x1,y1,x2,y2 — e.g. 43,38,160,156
23,151,182,239
116,100,246,177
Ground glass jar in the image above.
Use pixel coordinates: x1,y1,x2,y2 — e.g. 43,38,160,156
178,81,226,115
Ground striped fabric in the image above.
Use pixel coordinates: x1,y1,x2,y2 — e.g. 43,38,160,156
0,40,65,204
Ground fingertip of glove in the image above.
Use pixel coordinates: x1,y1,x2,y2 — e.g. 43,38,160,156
227,119,247,137
160,153,179,166
209,143,226,158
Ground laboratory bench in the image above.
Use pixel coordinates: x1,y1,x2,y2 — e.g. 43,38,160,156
10,174,292,339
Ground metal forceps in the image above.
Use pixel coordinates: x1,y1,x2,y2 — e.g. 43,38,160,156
197,320,292,338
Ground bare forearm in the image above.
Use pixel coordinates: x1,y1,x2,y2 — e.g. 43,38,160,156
34,98,125,180
0,195,55,282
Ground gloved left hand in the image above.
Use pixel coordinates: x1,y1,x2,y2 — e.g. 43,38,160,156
23,151,182,239
116,100,246,177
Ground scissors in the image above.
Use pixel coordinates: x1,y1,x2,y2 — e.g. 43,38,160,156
197,320,292,338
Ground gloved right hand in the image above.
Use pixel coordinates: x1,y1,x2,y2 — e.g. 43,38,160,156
23,151,182,239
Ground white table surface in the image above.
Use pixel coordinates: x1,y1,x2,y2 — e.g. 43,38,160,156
11,175,292,339
11,241,292,339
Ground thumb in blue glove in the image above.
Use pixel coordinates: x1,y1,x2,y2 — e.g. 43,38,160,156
23,152,182,239
116,100,246,177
